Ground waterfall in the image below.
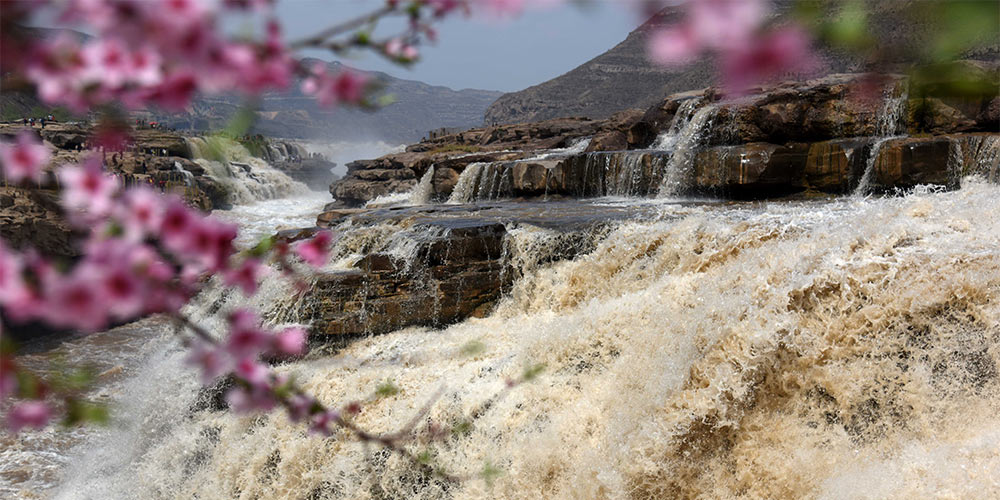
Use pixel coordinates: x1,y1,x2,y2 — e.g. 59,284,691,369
172,161,195,187
853,87,909,195
408,166,435,205
652,98,703,151
656,105,718,196
43,181,1000,499
447,162,487,204
363,166,437,208
961,134,1000,181
185,136,309,205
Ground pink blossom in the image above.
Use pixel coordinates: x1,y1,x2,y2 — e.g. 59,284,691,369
25,35,88,109
225,310,270,360
720,26,814,95
234,358,270,388
101,265,145,319
160,0,214,32
0,241,26,305
0,131,50,184
223,258,266,295
273,326,307,357
302,66,369,107
82,38,133,88
294,230,335,268
309,409,338,436
427,0,464,17
333,71,368,104
286,393,314,422
128,47,163,86
0,251,48,323
119,187,164,240
226,386,276,414
648,27,699,66
7,401,51,433
44,265,109,332
59,158,118,217
146,72,198,111
159,198,196,250
185,341,227,384
688,0,765,50
184,218,237,271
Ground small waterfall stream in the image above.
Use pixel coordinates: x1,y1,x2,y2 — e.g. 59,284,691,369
652,98,703,151
657,105,719,196
854,87,910,195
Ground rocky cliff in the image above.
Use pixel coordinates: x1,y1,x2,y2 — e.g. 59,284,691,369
484,1,1000,125
328,70,999,209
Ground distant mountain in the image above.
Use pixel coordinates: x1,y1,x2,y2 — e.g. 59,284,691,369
485,1,999,125
150,60,502,143
1,43,501,142
484,9,707,125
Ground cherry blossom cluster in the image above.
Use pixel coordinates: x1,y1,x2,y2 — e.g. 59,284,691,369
2,0,476,113
0,132,334,431
646,0,815,94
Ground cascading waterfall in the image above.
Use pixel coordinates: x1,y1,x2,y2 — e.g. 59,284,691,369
960,134,1000,181
408,166,436,205
185,137,309,205
47,180,1000,499
652,98,703,151
447,162,487,204
656,105,718,196
171,160,195,187
854,87,910,195
363,166,437,208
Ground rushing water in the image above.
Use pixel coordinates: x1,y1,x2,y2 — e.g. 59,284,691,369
186,137,310,205
6,175,996,499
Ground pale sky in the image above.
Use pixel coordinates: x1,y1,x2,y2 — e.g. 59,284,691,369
279,0,643,92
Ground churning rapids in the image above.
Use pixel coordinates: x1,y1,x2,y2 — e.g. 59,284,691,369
6,167,1000,496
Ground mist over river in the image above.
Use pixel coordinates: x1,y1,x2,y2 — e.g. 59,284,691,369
6,172,1000,498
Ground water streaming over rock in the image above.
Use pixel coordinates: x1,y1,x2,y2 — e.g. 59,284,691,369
31,177,1000,499
171,161,196,187
854,87,910,195
447,162,487,204
960,134,1000,181
657,105,719,196
185,137,309,204
652,97,703,151
408,166,436,205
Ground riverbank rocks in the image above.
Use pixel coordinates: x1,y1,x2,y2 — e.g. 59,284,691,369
0,187,78,260
326,71,998,206
871,136,958,190
302,201,664,337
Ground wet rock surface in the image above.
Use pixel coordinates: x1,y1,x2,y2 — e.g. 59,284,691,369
302,200,675,337
0,187,79,260
329,73,999,206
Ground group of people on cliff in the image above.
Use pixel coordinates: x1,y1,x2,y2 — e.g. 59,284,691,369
21,115,56,128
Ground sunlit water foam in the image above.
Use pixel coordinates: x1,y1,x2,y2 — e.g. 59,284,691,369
186,137,310,205
43,179,1000,499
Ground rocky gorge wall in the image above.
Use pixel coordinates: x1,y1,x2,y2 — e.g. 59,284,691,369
0,123,335,259
329,71,999,209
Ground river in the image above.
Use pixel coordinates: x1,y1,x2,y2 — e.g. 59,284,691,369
4,138,1000,498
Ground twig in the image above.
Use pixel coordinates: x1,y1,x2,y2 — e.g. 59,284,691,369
289,4,397,49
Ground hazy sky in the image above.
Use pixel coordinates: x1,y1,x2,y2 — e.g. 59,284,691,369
280,1,643,92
